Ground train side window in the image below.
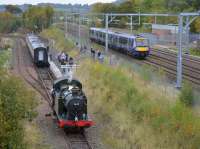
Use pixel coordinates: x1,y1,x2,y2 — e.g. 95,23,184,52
111,34,115,43
96,31,99,38
108,34,112,42
94,31,97,38
119,37,128,46
112,35,118,45
102,33,105,41
90,30,94,37
99,32,101,39
117,35,120,46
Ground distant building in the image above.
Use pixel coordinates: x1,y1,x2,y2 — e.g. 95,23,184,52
152,24,180,36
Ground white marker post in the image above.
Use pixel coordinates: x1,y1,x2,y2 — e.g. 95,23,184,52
61,64,80,81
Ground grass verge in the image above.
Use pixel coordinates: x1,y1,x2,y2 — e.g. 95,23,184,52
23,121,50,149
76,59,200,149
0,46,50,149
40,26,79,57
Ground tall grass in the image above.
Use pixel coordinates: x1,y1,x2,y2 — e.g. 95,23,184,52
190,48,200,57
40,26,75,52
77,60,200,149
179,82,194,106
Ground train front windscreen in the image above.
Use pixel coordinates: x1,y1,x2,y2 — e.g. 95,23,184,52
136,38,149,47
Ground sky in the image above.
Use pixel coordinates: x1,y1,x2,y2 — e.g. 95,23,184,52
0,0,115,5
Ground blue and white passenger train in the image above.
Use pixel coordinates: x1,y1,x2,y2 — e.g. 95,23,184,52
89,28,150,58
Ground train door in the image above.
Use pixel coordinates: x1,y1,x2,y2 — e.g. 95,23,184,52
38,50,44,61
129,38,134,50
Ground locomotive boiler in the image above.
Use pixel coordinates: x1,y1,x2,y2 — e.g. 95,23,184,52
51,77,93,129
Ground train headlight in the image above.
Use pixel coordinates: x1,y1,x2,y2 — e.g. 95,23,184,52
136,47,148,52
75,116,78,121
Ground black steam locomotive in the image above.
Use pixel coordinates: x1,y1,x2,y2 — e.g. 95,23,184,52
51,77,93,129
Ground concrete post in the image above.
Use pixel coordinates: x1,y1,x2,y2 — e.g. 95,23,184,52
177,15,183,88
65,16,67,38
105,14,109,53
79,14,81,48
130,16,133,33
186,16,190,54
154,16,157,24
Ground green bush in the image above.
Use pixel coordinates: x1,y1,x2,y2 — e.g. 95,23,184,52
23,6,54,32
0,52,37,148
179,82,194,106
0,12,21,33
77,60,200,148
190,48,200,57
40,26,75,52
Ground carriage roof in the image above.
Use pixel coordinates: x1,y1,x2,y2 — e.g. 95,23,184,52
27,34,46,50
90,27,143,39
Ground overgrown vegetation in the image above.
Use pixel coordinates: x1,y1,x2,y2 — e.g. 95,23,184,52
5,5,23,14
0,12,21,33
92,0,200,32
40,27,76,53
23,122,50,149
0,5,54,33
23,6,54,32
179,82,194,106
77,59,200,148
0,49,39,148
190,48,200,56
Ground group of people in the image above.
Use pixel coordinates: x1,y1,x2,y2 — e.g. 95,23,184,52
90,48,104,63
58,42,104,66
57,51,74,66
78,43,105,63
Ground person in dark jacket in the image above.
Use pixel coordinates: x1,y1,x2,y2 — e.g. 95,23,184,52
69,57,74,65
65,53,68,62
91,48,95,59
97,51,101,58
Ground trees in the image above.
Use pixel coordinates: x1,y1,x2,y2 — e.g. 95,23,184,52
91,3,117,13
190,18,200,33
0,12,21,33
23,6,54,32
0,5,22,33
0,73,37,148
0,51,37,148
0,6,54,33
91,0,200,32
5,5,22,14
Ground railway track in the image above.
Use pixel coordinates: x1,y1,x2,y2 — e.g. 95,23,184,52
15,39,48,100
66,22,200,87
14,37,93,149
147,48,200,86
35,67,54,106
65,132,93,149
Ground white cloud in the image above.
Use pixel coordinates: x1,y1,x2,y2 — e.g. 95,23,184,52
0,0,115,5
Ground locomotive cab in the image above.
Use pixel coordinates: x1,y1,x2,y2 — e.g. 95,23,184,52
52,77,94,129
